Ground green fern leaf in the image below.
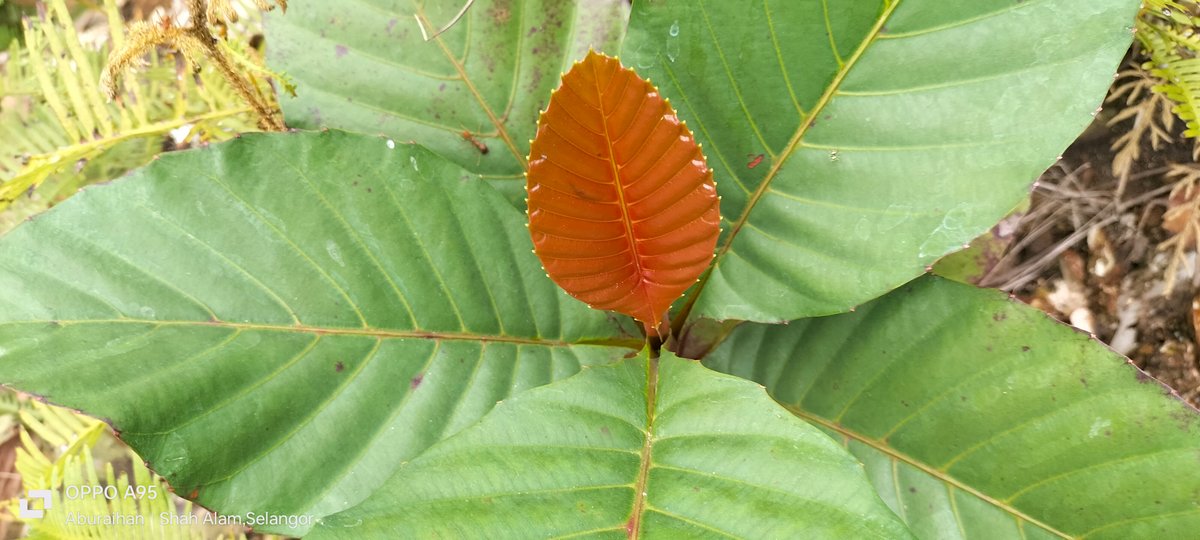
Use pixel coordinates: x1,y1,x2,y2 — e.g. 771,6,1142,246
0,0,260,231
1140,21,1200,137
2,397,252,540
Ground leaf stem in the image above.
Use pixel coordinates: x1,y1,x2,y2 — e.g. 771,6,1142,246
628,351,659,539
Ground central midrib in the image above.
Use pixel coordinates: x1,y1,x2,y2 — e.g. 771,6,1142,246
416,4,528,170
681,1,903,320
594,60,657,333
787,405,1071,539
2,319,644,349
627,355,660,539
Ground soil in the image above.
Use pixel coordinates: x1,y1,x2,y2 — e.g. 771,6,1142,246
995,85,1200,407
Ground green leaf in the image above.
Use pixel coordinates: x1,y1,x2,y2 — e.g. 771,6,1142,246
266,0,627,193
311,351,914,539
0,131,641,536
623,0,1138,323
704,276,1200,538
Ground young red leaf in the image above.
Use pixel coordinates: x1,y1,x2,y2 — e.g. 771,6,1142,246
526,51,720,337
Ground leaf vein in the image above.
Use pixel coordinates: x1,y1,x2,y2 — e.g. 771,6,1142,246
133,202,303,325
270,147,419,327
789,408,1071,539
658,61,751,196
130,334,323,437
698,0,776,157
203,337,387,487
203,171,369,326
46,224,219,321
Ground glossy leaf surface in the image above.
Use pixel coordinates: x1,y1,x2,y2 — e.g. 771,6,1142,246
705,277,1200,538
527,51,720,334
624,0,1139,324
312,352,914,539
0,131,641,536
266,0,628,202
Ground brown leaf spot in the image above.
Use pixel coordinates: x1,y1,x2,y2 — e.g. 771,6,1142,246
488,3,511,25
529,66,544,92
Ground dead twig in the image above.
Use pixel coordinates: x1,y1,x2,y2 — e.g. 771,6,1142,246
415,0,475,41
988,179,1176,291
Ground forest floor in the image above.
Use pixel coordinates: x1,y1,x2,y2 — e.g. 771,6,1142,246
979,72,1200,407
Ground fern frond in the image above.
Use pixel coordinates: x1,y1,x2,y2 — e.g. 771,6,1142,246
1159,164,1200,294
1155,19,1200,51
1108,61,1177,183
220,38,296,97
0,0,260,228
13,441,247,540
1,396,252,540
1,37,39,97
1142,25,1200,138
13,404,106,489
1142,0,1198,26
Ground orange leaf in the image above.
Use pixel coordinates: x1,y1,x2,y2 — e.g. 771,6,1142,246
526,51,720,337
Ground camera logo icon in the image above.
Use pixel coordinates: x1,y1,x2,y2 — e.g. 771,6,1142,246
18,490,52,519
